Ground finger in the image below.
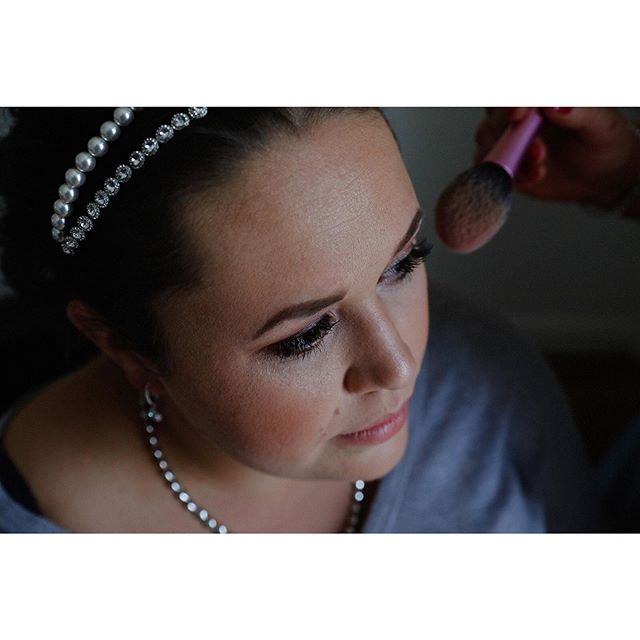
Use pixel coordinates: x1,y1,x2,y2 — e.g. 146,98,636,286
515,161,546,187
474,119,498,150
526,136,547,164
514,148,543,184
508,107,530,123
540,107,621,137
486,107,532,135
520,163,546,187
514,155,533,183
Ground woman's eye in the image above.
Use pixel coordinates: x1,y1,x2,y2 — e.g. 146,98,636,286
379,239,432,285
272,314,340,361
269,240,431,362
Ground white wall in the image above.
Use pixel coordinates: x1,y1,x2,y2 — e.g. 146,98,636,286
384,107,640,355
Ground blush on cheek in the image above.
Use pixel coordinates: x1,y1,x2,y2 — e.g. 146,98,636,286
203,373,337,476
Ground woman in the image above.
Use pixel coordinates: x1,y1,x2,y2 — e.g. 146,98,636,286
0,107,596,532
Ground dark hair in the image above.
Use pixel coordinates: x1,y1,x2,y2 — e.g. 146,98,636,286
0,108,385,382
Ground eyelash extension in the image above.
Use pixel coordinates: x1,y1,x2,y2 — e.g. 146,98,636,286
273,314,340,361
272,239,432,361
382,238,432,283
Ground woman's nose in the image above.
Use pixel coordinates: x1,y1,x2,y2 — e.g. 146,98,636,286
343,306,416,395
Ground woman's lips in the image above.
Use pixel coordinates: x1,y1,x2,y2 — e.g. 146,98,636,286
338,400,409,445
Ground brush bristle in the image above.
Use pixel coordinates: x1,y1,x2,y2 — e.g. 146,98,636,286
435,162,513,253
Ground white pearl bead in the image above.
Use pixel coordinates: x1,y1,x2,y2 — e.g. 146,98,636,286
58,184,78,203
100,120,121,142
75,151,96,172
113,107,134,126
53,199,72,217
88,136,108,157
51,214,65,229
65,168,85,188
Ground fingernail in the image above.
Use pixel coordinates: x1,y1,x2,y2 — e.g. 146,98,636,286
552,107,573,114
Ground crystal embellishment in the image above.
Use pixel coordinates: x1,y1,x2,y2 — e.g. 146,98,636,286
188,107,208,119
77,216,93,231
171,113,190,130
86,202,101,220
129,150,145,169
140,382,364,534
94,190,109,207
142,138,159,156
55,108,209,255
155,124,174,143
115,164,132,182
61,237,79,254
104,178,120,196
70,226,86,241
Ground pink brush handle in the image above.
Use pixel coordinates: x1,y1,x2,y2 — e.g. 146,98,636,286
483,108,543,178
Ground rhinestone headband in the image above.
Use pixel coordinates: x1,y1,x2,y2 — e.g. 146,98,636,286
51,107,208,255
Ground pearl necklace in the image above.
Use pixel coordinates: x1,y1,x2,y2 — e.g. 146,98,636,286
141,386,366,533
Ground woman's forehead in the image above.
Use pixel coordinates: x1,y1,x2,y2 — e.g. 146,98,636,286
191,115,415,268
177,114,418,320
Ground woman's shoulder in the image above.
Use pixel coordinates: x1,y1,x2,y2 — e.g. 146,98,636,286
2,357,125,472
0,356,150,531
403,280,598,531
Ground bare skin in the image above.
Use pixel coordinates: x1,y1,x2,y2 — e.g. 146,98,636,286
3,112,429,532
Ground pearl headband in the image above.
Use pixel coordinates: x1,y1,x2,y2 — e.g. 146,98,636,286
51,107,208,255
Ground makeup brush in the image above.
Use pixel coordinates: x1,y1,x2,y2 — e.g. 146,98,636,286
435,108,543,253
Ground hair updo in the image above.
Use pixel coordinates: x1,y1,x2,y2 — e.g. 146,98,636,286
0,107,384,387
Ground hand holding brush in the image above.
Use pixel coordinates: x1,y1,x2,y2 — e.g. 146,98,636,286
436,107,640,254
435,107,542,253
475,107,640,212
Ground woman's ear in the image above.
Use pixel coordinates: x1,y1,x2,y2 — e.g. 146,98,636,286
65,299,163,394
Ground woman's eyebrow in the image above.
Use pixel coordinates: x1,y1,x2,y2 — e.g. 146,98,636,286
253,207,424,341
392,207,424,257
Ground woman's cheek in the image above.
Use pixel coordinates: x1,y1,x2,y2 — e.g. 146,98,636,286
203,362,340,470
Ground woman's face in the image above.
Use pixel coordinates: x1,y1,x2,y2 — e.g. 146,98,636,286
155,112,429,482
